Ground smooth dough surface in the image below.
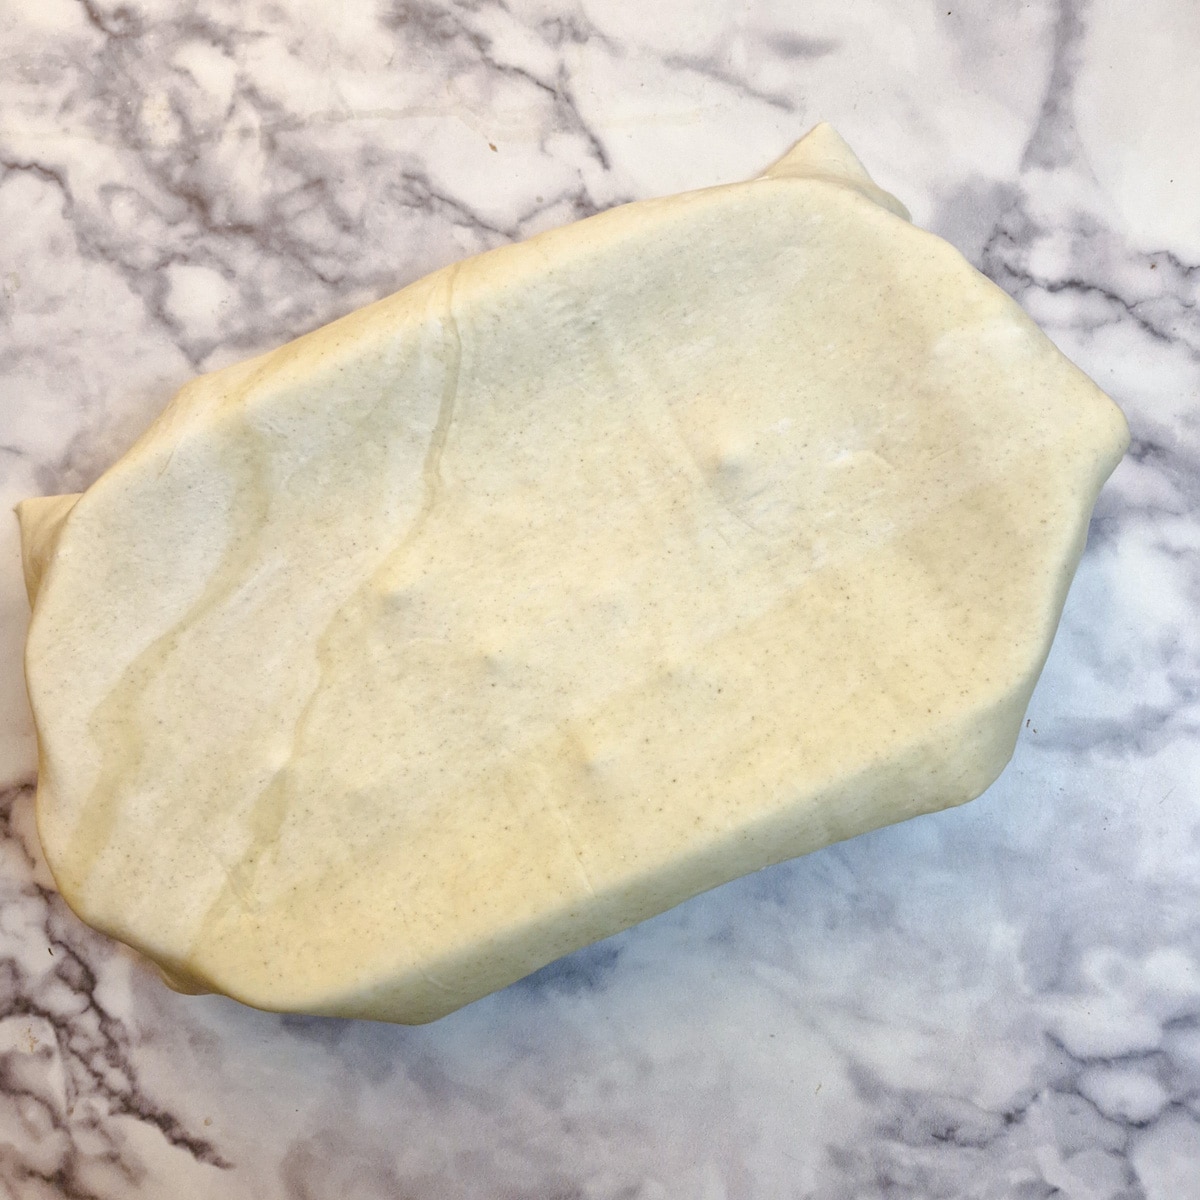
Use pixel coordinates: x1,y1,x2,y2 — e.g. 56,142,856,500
18,126,1128,1023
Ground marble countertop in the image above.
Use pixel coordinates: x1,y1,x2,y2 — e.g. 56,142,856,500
2,1,1198,1196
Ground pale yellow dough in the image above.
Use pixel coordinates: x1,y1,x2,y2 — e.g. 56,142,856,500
18,126,1127,1023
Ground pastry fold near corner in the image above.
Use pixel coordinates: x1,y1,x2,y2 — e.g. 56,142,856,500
17,125,1128,1023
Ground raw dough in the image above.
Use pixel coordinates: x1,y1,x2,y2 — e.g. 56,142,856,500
18,126,1128,1022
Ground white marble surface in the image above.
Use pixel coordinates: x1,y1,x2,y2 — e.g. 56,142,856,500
1,0,1198,1195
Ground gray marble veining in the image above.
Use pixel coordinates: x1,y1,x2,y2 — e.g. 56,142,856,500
1,0,1198,1196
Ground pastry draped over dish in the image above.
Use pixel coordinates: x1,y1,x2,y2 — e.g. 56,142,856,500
17,126,1128,1023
